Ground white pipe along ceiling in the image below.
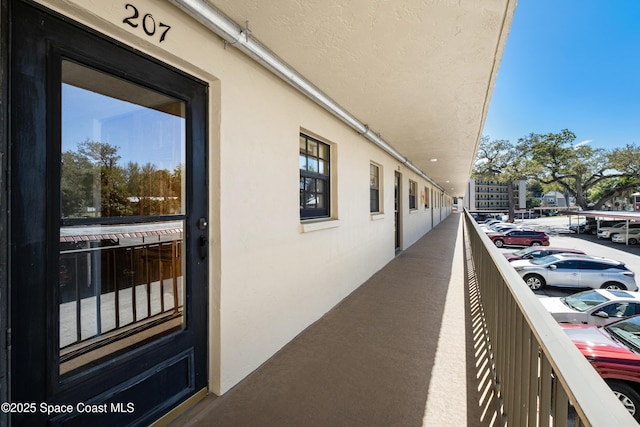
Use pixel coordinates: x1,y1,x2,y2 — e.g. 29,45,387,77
169,0,446,193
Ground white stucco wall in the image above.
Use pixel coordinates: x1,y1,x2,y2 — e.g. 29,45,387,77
36,0,450,395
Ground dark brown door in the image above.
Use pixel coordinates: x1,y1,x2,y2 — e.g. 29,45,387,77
394,171,402,252
10,2,208,425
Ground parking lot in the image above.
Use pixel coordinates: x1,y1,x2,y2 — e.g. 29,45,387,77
494,216,640,298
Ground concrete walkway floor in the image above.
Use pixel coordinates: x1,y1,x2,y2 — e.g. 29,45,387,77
170,213,500,426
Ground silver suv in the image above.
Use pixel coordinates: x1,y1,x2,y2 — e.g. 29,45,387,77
511,254,637,291
597,222,640,239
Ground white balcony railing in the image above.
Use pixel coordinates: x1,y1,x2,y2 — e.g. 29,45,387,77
463,210,635,426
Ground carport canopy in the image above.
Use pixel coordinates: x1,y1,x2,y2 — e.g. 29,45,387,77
560,210,640,245
560,210,640,221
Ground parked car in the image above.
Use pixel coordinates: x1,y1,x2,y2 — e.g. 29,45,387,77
561,316,640,420
487,229,549,248
482,222,517,233
479,219,501,226
570,219,621,235
612,228,640,245
539,289,640,326
569,218,620,235
597,222,640,240
511,254,638,291
485,225,521,234
503,246,585,262
569,219,596,234
478,220,504,231
514,212,538,219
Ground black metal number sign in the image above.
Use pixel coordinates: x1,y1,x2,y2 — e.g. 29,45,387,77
123,4,171,42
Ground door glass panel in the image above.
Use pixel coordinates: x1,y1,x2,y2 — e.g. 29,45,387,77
59,60,186,377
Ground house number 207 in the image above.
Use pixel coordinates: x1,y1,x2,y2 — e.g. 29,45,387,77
123,4,171,43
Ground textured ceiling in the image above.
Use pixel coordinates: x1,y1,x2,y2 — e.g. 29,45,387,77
210,0,516,197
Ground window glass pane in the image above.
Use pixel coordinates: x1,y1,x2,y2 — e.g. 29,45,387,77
370,189,379,213
308,140,318,157
318,159,328,175
299,133,330,219
305,193,316,208
370,165,379,189
299,135,307,153
318,143,329,160
59,60,186,377
61,61,185,219
307,157,319,173
59,221,185,376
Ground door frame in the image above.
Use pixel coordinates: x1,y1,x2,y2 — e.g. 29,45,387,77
0,0,9,424
8,1,209,424
394,171,402,253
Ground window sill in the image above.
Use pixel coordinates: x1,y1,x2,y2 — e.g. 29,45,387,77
300,218,342,233
370,213,385,221
409,209,419,214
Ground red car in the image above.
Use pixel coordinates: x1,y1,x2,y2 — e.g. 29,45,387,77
562,316,640,420
487,229,550,248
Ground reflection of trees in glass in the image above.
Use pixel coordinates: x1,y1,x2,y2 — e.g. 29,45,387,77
61,140,182,218
61,149,94,217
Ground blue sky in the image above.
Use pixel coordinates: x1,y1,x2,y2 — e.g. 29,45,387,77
482,0,640,150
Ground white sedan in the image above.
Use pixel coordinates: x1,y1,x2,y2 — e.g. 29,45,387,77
539,289,640,326
611,228,640,245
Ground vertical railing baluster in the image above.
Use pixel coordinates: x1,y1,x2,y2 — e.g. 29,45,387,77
114,249,120,328
553,374,569,427
172,241,179,313
130,248,136,323
159,243,165,313
513,310,524,425
74,254,81,342
528,334,538,425
146,245,151,318
93,247,102,336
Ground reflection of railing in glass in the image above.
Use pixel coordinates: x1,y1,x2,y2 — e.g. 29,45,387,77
59,223,184,375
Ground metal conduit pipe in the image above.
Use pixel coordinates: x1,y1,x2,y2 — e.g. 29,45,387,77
169,0,446,194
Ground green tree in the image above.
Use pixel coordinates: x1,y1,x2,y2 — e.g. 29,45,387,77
473,137,527,221
77,140,132,217
170,165,183,214
525,181,542,209
596,144,640,209
61,150,94,217
62,141,183,218
518,130,640,210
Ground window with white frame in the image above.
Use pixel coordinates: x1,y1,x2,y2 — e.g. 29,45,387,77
300,133,330,219
409,180,417,210
370,163,380,213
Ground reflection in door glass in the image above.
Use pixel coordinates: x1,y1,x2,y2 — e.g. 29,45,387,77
59,60,187,377
61,60,185,218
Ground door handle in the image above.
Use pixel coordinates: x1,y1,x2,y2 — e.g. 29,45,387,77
198,217,208,260
199,235,208,260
